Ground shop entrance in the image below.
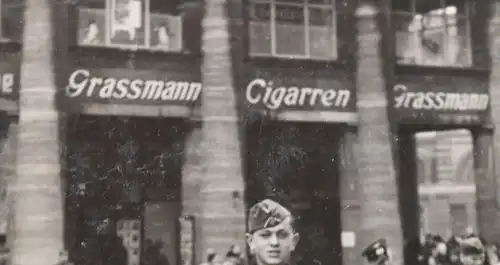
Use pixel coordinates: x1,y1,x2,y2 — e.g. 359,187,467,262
396,127,476,265
245,120,343,265
64,116,189,265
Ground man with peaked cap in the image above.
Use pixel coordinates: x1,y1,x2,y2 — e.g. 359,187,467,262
458,236,486,265
245,199,299,265
362,239,391,265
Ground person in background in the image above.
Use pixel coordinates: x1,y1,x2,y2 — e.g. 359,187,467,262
201,249,221,265
447,236,462,265
486,243,500,265
224,245,244,265
245,199,299,265
361,239,391,265
154,22,171,49
96,217,128,265
458,236,487,265
82,19,100,45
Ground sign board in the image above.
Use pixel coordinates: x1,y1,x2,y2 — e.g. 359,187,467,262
341,231,356,248
243,66,357,123
65,68,201,105
0,53,20,113
179,215,195,265
391,74,490,125
117,219,142,265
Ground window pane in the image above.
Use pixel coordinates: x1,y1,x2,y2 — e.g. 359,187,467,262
417,158,427,184
1,0,24,42
449,204,468,235
275,4,305,56
415,0,442,14
308,7,336,59
395,1,471,67
149,14,182,52
419,14,447,66
249,2,271,55
149,0,183,52
109,0,147,46
448,16,471,66
394,12,418,64
78,8,107,46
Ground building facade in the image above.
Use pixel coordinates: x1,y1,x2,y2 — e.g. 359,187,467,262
0,0,497,265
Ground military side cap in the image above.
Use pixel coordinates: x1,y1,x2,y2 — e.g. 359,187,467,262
248,199,292,233
459,236,485,255
362,239,388,262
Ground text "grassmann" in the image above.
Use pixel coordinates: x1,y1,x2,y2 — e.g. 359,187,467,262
66,69,202,101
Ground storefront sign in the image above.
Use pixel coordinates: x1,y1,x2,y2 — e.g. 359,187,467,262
0,53,20,105
246,78,351,110
65,68,201,104
392,74,490,125
244,67,357,122
0,73,15,97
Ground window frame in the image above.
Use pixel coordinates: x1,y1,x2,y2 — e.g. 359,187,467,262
76,0,184,53
393,0,473,67
0,0,24,43
248,0,339,61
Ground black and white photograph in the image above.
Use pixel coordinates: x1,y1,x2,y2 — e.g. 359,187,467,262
0,0,499,265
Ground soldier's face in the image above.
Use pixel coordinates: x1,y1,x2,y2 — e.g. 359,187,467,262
460,253,485,265
246,218,299,265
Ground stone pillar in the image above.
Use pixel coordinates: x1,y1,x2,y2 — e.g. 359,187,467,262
355,1,404,265
471,128,500,241
487,1,500,244
190,0,247,259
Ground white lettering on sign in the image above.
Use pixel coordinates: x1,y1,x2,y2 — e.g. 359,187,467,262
393,84,489,111
0,73,13,94
245,78,351,110
66,69,202,101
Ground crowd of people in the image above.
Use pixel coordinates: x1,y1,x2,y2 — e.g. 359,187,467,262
200,245,245,265
362,233,500,265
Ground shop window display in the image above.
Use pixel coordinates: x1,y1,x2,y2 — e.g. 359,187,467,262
77,0,183,52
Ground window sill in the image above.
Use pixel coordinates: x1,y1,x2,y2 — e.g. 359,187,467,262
69,45,202,61
395,64,490,78
244,55,352,71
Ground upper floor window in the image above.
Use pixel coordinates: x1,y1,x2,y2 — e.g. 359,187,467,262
0,0,23,42
248,0,338,60
393,0,472,67
490,2,500,57
77,0,184,52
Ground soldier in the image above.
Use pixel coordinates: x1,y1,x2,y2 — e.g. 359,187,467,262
245,199,299,265
362,239,391,265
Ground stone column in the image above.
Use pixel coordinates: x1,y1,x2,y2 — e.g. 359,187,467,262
186,0,247,260
355,1,404,265
487,2,500,243
471,128,500,241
